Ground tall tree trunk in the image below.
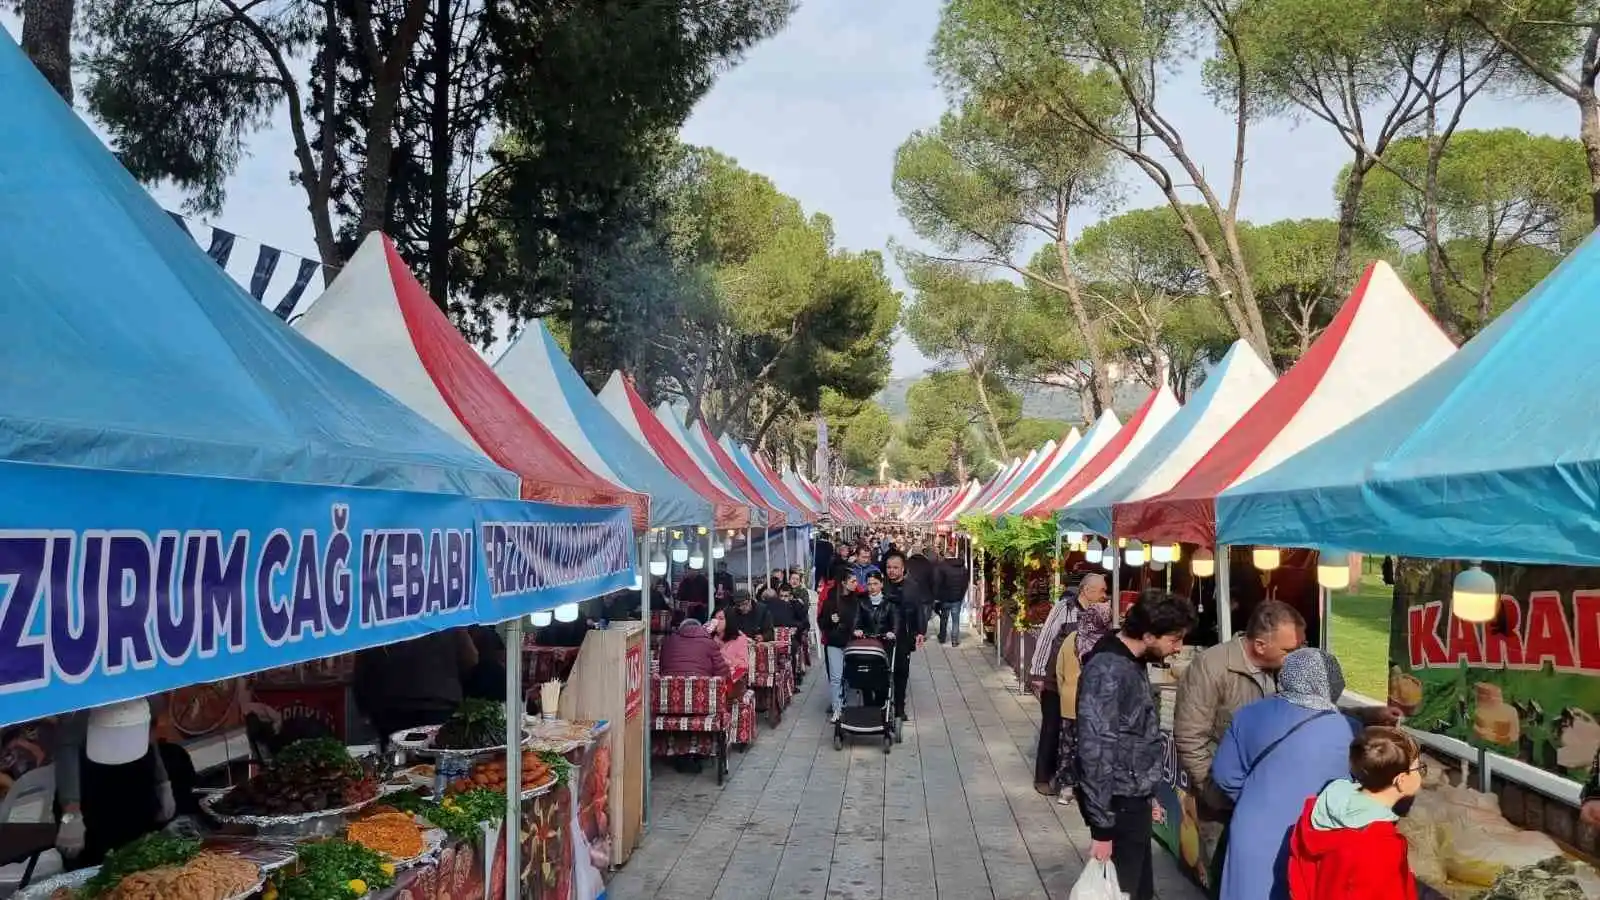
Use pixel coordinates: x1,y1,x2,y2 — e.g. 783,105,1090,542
1332,156,1374,293
970,372,1008,458
424,0,454,304
21,0,74,103
686,347,712,428
1051,231,1113,413
352,0,430,239
1581,86,1600,227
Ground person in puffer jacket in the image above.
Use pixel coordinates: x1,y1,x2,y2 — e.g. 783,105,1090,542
1075,589,1197,900
1287,726,1423,900
657,620,731,680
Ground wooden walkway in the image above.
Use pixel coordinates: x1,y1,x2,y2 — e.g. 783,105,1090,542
609,637,1206,900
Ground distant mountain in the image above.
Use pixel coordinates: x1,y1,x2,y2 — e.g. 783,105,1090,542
876,374,1149,424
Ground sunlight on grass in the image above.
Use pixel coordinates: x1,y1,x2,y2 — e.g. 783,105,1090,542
1328,569,1394,700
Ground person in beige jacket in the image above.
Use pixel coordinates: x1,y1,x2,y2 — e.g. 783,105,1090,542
1174,601,1306,877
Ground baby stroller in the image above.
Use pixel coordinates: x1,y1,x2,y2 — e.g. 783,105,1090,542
835,637,898,753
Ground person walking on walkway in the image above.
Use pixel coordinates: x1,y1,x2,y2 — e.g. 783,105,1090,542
1209,648,1363,900
883,550,927,721
819,564,862,722
1077,589,1197,900
1054,594,1111,805
1029,576,1091,794
935,548,970,646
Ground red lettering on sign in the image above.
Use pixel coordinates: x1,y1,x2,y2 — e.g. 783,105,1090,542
1523,592,1577,671
1447,612,1483,666
1574,590,1600,672
1409,602,1448,668
1484,595,1524,667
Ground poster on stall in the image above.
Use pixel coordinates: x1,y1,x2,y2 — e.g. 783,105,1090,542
0,459,633,728
1152,729,1208,889
1388,558,1600,783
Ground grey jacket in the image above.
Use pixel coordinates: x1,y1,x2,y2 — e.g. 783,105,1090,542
1075,633,1163,840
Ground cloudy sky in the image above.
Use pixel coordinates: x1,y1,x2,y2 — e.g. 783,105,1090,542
3,3,1574,376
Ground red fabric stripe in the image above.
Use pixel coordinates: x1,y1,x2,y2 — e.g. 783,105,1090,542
615,376,750,530
750,451,815,522
695,422,788,526
381,236,648,527
1025,389,1165,517
1113,263,1375,544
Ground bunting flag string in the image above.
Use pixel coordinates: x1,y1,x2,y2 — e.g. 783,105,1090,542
167,209,334,320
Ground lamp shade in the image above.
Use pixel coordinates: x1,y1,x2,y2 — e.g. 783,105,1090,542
670,540,689,564
712,544,726,560
1101,552,1115,570
1085,543,1104,565
1191,548,1215,579
1316,549,1352,590
87,699,151,765
1065,529,1085,546
1452,564,1498,622
689,551,706,570
530,610,554,628
648,548,668,577
1151,543,1173,564
1253,547,1281,571
554,603,580,623
1125,540,1145,567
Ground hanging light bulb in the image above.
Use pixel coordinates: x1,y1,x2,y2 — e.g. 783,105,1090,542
1117,537,1127,548
712,543,726,560
1151,543,1174,564
697,525,709,535
530,610,554,628
1085,541,1104,565
1452,562,1498,622
1316,549,1352,590
1064,528,1085,546
1168,543,1182,563
1253,546,1281,571
689,548,706,569
554,603,580,623
648,545,668,577
671,537,689,564
1149,559,1165,572
1101,551,1116,570
1125,539,1146,567
1191,547,1215,579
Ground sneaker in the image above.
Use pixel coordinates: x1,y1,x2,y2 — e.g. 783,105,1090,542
1058,791,1075,806
829,709,841,724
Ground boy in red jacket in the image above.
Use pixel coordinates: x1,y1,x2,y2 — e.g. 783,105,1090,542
1287,726,1424,900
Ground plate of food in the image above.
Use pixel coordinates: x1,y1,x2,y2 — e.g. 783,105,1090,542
202,737,380,827
19,834,263,900
345,807,446,870
390,700,528,758
443,750,561,799
265,838,395,900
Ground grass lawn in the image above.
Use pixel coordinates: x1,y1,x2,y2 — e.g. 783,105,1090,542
1327,570,1394,700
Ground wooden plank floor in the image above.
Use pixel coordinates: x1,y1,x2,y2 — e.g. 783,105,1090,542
609,635,1206,900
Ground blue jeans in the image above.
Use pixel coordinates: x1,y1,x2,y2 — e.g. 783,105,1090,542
937,602,962,644
826,645,845,714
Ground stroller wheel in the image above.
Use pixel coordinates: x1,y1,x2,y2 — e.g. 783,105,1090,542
833,733,844,751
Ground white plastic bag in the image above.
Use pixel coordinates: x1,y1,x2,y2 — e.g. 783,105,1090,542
1069,859,1126,900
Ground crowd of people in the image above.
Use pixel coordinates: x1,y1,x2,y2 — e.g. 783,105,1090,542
1031,578,1427,900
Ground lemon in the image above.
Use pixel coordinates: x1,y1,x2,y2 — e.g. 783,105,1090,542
349,878,368,895
381,863,396,876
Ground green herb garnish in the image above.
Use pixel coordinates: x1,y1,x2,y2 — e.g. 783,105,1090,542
274,737,362,779
433,699,507,749
536,750,574,787
271,839,393,900
84,833,201,898
377,788,506,844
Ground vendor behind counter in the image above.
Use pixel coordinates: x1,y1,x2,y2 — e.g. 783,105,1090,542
353,629,478,741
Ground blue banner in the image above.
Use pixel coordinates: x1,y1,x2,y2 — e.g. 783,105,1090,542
0,461,633,727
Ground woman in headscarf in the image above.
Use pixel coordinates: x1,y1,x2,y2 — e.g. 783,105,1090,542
1053,592,1111,804
1027,573,1106,794
1208,647,1363,900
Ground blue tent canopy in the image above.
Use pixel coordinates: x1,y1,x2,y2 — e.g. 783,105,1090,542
0,32,514,499
721,437,810,525
1217,232,1600,565
494,322,712,527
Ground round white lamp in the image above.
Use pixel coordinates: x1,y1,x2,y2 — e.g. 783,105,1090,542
1085,542,1103,565
1101,551,1116,570
1253,546,1281,572
1452,562,1498,622
712,543,726,560
1316,549,1352,590
670,539,689,564
688,550,706,570
1190,548,1215,579
648,547,668,577
530,609,554,628
1125,539,1146,567
553,602,580,623
1151,543,1174,564
1065,529,1085,546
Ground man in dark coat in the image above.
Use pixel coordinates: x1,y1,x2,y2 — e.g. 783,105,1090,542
721,589,774,642
882,550,926,721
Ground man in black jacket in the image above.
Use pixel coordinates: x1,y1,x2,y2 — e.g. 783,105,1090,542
882,551,925,721
934,552,970,647
721,589,775,642
1076,589,1196,900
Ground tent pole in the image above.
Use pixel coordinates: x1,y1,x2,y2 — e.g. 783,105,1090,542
763,528,772,591
1217,543,1233,641
745,528,754,593
1110,538,1122,629
503,615,524,900
705,527,717,621
639,536,653,832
